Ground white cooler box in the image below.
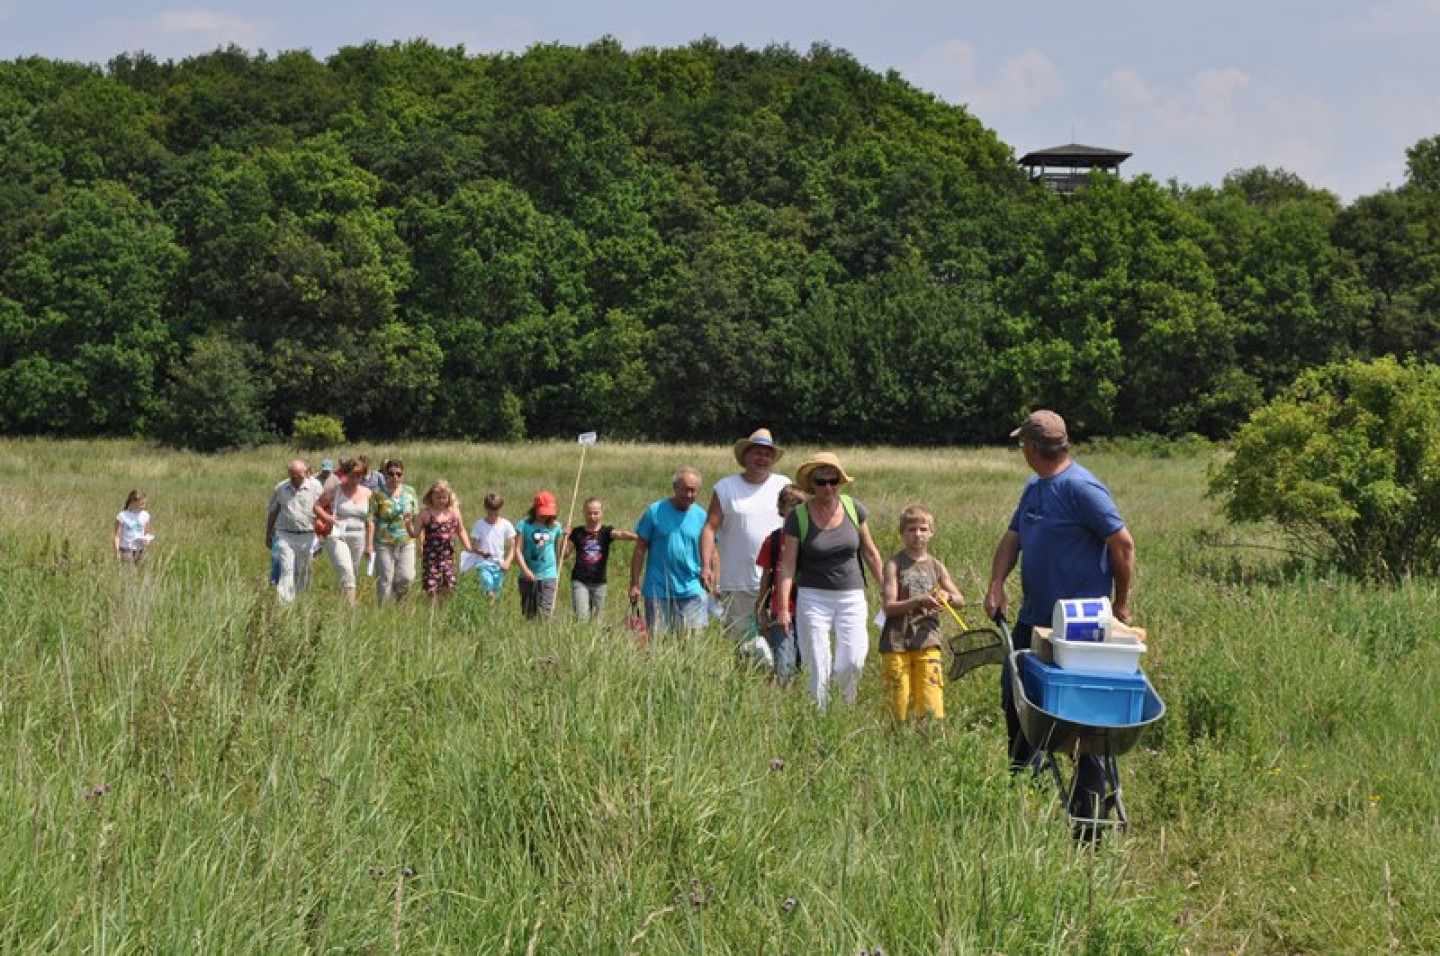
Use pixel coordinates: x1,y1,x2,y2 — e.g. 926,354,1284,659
1050,625,1147,674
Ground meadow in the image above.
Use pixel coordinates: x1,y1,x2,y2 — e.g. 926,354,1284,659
2,438,1438,953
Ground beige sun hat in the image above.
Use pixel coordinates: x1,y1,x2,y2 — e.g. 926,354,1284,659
794,452,854,493
733,427,784,466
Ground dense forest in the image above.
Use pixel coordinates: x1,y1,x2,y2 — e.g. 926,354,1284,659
1,38,1438,447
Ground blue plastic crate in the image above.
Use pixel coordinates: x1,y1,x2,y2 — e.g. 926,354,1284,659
1021,654,1146,726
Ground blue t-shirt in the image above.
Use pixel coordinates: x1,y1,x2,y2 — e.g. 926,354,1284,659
517,518,565,581
1008,461,1125,627
635,499,707,600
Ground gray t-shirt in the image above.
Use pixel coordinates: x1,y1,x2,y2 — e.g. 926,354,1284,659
783,498,869,591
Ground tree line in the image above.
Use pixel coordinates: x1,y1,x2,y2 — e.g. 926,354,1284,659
1,38,1438,449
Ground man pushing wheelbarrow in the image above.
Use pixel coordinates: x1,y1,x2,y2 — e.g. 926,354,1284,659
983,410,1139,841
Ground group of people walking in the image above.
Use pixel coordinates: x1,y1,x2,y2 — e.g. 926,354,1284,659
254,411,1136,830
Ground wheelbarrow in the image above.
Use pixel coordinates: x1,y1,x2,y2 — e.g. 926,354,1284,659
996,614,1165,832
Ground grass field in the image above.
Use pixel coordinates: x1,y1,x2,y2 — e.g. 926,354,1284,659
2,438,1438,953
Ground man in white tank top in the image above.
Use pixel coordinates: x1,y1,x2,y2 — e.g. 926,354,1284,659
701,428,792,641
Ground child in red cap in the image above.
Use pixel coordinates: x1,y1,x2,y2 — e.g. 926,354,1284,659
515,491,564,618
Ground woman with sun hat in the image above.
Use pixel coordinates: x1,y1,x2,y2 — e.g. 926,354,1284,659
773,452,885,707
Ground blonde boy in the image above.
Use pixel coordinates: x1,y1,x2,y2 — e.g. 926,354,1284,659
880,506,964,722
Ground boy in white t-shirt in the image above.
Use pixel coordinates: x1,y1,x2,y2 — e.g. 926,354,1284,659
114,489,153,566
465,491,517,602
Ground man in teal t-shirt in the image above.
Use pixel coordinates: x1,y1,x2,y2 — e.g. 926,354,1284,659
629,467,708,634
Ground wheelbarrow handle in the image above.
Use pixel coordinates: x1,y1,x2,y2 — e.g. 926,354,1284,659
991,611,1017,657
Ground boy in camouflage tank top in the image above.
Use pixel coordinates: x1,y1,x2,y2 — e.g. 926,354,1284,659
880,506,964,722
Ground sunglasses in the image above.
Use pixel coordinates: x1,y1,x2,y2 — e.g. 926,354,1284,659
386,470,403,476
812,477,842,487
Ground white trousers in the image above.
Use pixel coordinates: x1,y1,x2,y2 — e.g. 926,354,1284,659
325,530,365,591
796,587,870,707
275,529,317,603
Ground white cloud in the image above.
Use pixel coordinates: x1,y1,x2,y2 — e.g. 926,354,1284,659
1102,66,1256,142
1101,68,1155,109
153,9,255,36
374,12,540,55
973,50,1066,112
96,7,275,58
903,39,1063,113
901,38,979,103
1317,0,1440,44
1165,67,1252,138
1097,65,1346,190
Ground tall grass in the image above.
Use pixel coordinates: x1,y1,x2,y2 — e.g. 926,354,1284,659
1,439,1437,952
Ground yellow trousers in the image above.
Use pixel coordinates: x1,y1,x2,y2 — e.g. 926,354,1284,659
881,648,945,722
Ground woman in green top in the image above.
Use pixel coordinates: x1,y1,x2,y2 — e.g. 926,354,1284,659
368,458,419,605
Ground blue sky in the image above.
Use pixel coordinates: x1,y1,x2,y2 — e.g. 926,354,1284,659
3,0,1438,201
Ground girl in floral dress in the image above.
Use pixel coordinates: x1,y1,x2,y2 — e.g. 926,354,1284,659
417,480,473,602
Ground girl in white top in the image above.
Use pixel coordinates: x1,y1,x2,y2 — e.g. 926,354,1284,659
114,489,153,565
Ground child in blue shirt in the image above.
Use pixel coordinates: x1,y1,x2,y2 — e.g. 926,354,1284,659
515,491,564,618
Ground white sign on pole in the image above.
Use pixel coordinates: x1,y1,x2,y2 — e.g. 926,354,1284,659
577,431,598,446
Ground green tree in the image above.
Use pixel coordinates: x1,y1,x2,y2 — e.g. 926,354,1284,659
1333,188,1440,360
1209,357,1440,579
1404,134,1440,193
167,136,412,432
775,256,995,442
1001,175,1235,436
0,181,183,434
403,179,592,437
646,204,810,439
156,334,271,451
1183,169,1367,419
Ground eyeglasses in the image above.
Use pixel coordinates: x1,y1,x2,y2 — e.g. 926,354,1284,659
812,477,841,487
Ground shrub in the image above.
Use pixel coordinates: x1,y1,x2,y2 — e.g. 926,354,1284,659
1208,357,1440,579
292,413,345,450
156,335,271,452
496,390,525,443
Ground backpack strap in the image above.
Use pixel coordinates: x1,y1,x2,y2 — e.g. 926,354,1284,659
794,497,867,584
796,497,861,538
841,495,867,586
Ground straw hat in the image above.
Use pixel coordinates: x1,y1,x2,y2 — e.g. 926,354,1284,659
733,427,784,466
794,452,854,493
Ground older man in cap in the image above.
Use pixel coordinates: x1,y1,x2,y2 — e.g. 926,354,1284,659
700,428,792,641
983,409,1136,839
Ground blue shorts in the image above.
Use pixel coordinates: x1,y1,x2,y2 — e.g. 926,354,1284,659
477,562,505,595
